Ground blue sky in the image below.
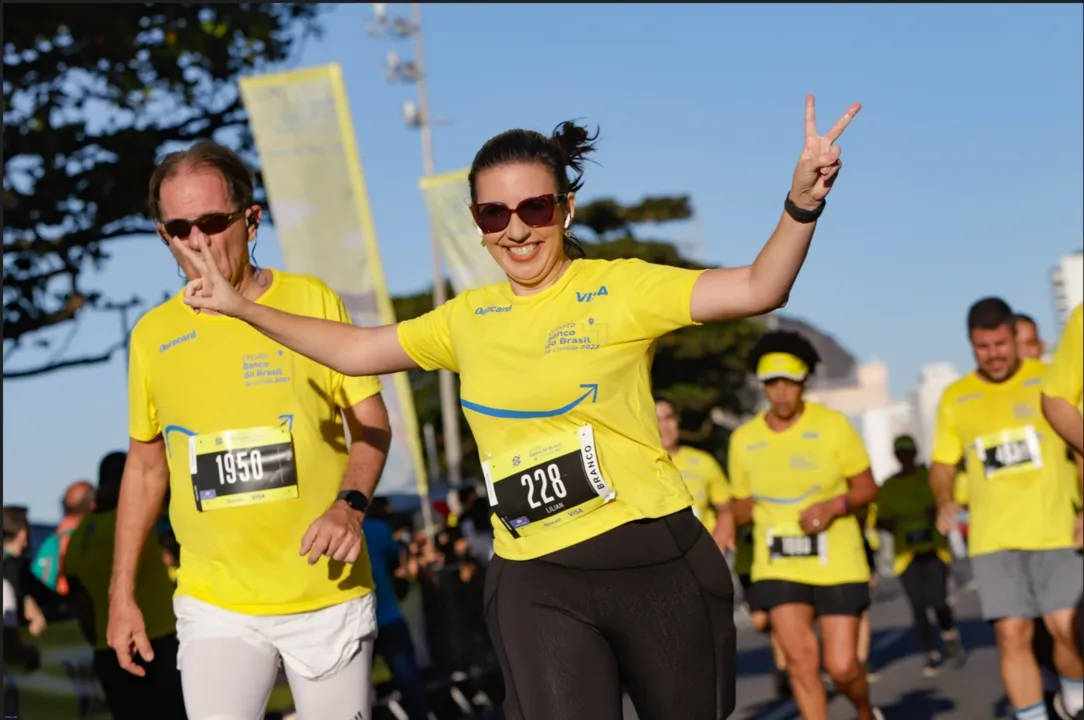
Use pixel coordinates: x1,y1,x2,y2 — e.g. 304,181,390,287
5,3,1082,522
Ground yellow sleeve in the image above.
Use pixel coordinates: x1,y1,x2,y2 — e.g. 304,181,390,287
396,297,460,373
325,291,383,407
128,329,161,442
727,432,750,500
1043,304,1083,406
705,454,732,505
620,259,707,338
836,415,872,478
931,391,964,466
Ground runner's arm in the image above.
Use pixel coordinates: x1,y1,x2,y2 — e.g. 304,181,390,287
1041,394,1084,458
841,469,878,513
689,206,817,323
929,462,957,508
334,394,392,522
238,302,417,377
110,437,169,604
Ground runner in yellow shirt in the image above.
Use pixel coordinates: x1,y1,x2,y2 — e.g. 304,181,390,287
655,397,735,552
1042,302,1084,474
173,97,862,720
729,331,883,720
65,452,184,720
107,141,392,720
931,297,1083,720
875,435,964,676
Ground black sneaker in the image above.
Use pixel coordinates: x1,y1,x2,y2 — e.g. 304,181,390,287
774,669,792,698
943,632,967,668
922,651,944,677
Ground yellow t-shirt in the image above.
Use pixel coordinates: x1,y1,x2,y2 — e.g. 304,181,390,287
671,446,731,531
729,402,872,586
876,467,951,576
64,511,176,651
128,270,381,614
1045,303,1084,410
953,470,969,507
931,358,1077,557
397,258,707,561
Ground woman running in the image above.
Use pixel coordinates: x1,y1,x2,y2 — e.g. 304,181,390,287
728,330,883,720
173,95,860,720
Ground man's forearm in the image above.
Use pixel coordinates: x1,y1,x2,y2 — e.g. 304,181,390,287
1042,394,1084,458
110,455,168,600
929,462,957,507
339,396,392,517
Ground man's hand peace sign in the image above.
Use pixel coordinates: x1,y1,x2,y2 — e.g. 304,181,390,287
789,95,861,209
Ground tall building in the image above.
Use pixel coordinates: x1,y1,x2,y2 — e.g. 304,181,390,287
1051,251,1083,333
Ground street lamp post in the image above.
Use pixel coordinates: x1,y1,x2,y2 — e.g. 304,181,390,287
367,3,464,492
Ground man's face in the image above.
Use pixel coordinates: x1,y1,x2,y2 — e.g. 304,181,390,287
894,449,918,469
655,401,680,451
970,323,1019,382
1014,319,1044,360
158,167,259,284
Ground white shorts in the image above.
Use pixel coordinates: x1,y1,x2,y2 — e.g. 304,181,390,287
174,593,378,681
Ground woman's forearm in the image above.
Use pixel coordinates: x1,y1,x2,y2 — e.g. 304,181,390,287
746,201,819,310
237,301,415,377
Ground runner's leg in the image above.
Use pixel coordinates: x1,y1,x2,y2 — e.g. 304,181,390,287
820,614,873,719
1034,549,1084,717
899,557,939,653
768,597,826,720
285,639,374,720
179,637,279,720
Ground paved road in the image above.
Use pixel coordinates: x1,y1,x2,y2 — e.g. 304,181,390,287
623,567,1026,720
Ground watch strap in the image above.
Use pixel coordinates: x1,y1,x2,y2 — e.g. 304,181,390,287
784,193,825,223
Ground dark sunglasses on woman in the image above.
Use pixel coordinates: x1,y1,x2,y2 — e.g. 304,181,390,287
470,193,568,234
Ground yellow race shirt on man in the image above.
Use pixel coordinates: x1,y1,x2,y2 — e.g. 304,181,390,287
729,402,872,586
128,271,381,615
64,511,177,651
1043,303,1084,508
932,358,1077,557
671,446,732,531
876,467,951,577
397,258,706,561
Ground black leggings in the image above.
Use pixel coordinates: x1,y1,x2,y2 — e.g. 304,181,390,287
898,552,956,653
484,508,736,720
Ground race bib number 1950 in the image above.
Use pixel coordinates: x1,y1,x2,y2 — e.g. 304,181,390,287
974,425,1042,480
189,425,298,512
766,523,828,564
482,425,616,539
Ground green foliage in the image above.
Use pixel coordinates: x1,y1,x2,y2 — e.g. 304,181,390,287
3,3,324,377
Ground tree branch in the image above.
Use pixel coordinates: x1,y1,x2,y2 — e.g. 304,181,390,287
2,338,127,380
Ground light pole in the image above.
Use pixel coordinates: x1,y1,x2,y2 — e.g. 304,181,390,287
367,3,464,491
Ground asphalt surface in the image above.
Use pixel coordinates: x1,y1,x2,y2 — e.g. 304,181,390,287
622,563,1027,720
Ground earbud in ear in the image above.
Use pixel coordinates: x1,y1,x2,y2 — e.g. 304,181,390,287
564,214,572,230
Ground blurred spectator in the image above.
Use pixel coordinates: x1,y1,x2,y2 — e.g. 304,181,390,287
364,497,430,720
32,480,95,596
64,451,186,720
3,507,42,674
455,486,494,566
3,506,51,636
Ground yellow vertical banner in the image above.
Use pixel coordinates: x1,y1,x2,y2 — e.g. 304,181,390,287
419,169,507,294
238,63,427,499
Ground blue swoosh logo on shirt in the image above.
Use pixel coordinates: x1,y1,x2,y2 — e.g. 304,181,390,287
461,384,599,420
163,425,196,459
752,484,822,505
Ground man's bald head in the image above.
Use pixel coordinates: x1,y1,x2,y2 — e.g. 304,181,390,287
62,481,96,517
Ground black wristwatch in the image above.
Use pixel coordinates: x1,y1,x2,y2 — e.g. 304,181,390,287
784,193,825,223
336,490,370,515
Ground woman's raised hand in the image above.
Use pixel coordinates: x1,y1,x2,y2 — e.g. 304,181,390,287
790,94,861,208
171,235,246,317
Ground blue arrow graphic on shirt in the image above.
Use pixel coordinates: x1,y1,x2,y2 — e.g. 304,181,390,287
461,384,599,420
752,484,823,505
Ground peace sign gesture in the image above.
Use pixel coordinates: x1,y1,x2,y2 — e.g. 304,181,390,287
170,234,247,317
790,95,861,208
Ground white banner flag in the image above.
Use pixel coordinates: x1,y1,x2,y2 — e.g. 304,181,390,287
419,169,506,294
239,63,428,498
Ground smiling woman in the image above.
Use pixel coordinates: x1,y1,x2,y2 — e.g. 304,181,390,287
178,95,861,720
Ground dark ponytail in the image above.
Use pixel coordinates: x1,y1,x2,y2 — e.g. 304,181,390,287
468,120,599,260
